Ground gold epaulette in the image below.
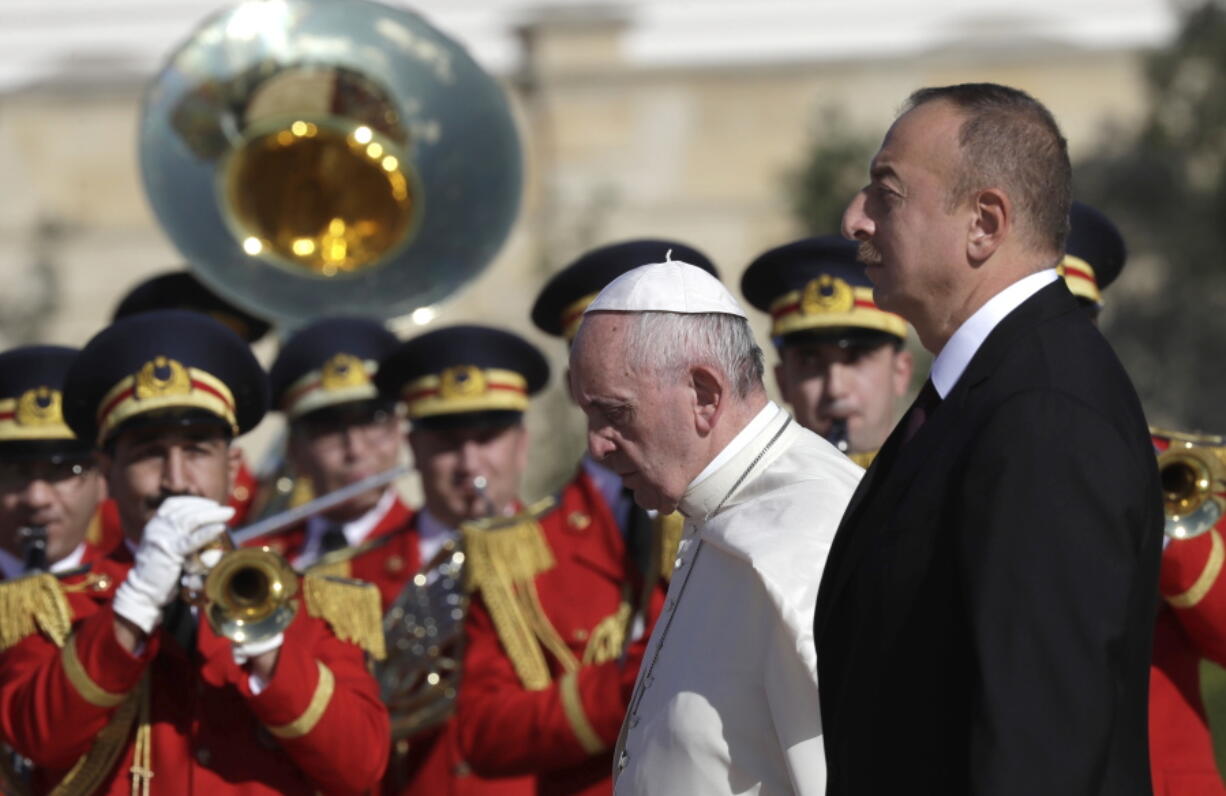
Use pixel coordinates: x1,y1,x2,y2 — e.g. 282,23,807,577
657,512,685,581
303,573,387,661
0,572,72,651
461,498,569,690
849,449,878,469
460,497,557,592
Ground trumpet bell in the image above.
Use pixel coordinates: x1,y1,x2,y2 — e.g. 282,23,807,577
204,546,300,643
1152,428,1226,540
140,0,522,327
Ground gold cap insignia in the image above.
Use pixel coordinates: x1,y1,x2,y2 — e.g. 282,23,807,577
440,365,487,399
15,387,64,427
801,275,854,315
134,357,191,400
320,353,369,391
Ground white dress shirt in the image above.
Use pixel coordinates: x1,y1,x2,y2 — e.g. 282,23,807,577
613,401,863,796
930,268,1058,398
294,487,397,568
0,541,86,579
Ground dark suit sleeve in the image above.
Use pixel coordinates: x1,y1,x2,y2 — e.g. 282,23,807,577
956,390,1159,795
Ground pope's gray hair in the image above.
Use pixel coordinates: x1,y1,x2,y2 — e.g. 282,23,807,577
615,311,765,398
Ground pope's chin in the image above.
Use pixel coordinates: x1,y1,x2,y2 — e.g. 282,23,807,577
625,479,676,515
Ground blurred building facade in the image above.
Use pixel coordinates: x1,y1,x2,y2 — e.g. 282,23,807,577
0,3,1160,495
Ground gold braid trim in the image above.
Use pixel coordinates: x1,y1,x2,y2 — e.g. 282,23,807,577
266,662,335,739
61,636,128,708
129,681,153,796
0,573,72,651
462,502,558,691
1166,529,1224,609
848,449,878,469
304,574,387,660
48,675,147,796
306,559,352,580
476,576,551,691
582,602,632,665
559,670,606,754
657,513,685,581
520,581,579,674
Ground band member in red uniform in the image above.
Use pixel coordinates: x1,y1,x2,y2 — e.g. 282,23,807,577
263,317,412,591
0,309,388,795
1060,203,1226,792
740,236,913,468
0,346,114,581
262,315,464,795
381,320,666,796
112,270,274,529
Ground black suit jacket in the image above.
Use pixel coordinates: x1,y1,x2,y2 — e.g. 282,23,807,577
815,281,1162,795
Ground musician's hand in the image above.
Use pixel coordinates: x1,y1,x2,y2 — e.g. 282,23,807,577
113,496,234,635
233,633,283,683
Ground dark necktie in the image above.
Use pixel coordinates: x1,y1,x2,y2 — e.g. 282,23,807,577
321,525,349,554
903,378,942,444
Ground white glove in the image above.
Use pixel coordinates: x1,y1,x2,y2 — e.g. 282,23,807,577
113,496,235,634
232,632,285,667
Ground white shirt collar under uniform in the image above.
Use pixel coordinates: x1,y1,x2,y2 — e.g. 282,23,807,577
930,268,1058,398
0,541,86,580
298,487,397,568
679,400,783,520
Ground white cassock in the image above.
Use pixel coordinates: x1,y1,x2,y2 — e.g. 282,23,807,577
613,401,862,795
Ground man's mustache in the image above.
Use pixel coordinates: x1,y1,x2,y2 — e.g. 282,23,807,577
145,490,194,513
857,240,883,267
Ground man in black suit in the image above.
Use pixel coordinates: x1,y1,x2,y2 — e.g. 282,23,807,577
814,83,1163,795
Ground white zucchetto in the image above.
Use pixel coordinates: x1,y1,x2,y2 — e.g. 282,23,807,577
585,257,748,319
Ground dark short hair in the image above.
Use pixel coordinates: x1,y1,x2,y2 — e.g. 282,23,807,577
906,83,1071,256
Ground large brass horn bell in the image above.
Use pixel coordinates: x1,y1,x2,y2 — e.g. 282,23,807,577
139,0,522,327
1152,428,1226,540
184,535,301,645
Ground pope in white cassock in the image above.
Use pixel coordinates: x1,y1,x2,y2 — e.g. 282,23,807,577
568,257,862,795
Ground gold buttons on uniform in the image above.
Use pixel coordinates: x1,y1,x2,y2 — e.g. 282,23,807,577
567,512,590,532
385,554,405,574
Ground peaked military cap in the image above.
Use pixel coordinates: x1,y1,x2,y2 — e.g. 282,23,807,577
531,239,719,340
1059,201,1127,308
740,235,907,347
376,325,549,429
113,271,272,344
0,346,91,460
63,310,268,446
270,317,399,421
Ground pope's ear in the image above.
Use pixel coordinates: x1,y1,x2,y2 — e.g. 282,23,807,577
691,365,725,435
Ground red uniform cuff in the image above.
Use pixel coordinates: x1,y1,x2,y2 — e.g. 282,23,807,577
64,605,157,706
241,640,331,736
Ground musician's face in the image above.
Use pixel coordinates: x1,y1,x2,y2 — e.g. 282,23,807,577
408,422,528,528
775,340,912,454
289,402,403,523
0,456,105,565
98,423,239,541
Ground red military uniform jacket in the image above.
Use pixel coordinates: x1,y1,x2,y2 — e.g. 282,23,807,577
0,549,390,795
267,495,534,796
1152,519,1226,794
455,469,668,796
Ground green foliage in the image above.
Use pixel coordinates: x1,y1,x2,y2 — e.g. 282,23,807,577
785,109,877,237
1076,0,1226,431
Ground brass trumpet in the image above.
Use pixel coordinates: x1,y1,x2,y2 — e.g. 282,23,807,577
187,535,300,645
1152,428,1226,540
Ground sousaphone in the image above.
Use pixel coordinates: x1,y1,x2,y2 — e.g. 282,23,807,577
139,0,523,328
